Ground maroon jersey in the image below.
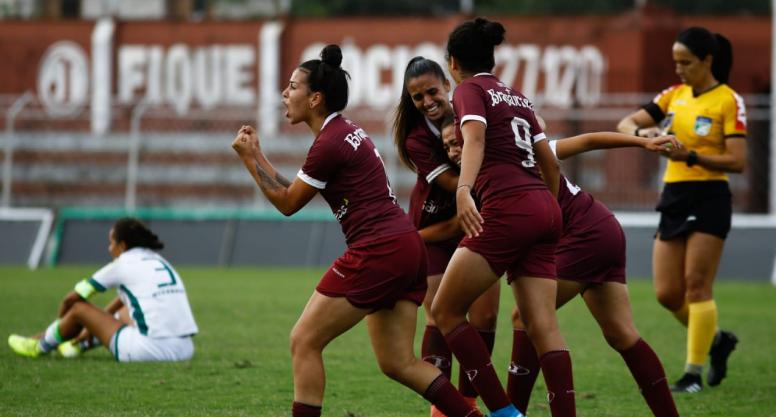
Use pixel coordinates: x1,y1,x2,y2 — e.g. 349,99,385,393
405,118,457,230
452,73,547,204
548,141,615,235
299,114,415,246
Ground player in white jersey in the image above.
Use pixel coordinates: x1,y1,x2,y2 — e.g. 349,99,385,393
8,218,198,362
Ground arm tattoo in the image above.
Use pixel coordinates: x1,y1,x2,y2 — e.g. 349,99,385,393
254,161,283,192
275,172,292,187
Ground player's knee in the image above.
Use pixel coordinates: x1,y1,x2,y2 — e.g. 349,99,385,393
511,308,525,328
655,289,683,311
289,327,314,358
684,273,712,301
470,310,498,331
601,322,640,352
67,299,91,318
429,302,464,333
522,315,557,339
377,355,413,383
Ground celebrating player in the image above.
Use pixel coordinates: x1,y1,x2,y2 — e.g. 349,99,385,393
617,26,744,393
8,217,198,362
393,56,500,416
231,44,483,417
438,117,682,416
430,18,571,417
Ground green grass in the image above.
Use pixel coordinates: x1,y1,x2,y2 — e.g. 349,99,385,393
1,266,775,417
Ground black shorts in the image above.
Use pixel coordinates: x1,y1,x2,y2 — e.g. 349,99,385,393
655,181,732,240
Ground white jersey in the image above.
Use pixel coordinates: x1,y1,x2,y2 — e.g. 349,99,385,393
90,247,198,339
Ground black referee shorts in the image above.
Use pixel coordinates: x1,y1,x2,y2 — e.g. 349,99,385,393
655,181,732,240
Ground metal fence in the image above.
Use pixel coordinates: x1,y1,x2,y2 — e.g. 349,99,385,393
0,92,772,214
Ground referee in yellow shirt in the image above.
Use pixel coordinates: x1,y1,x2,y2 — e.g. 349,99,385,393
618,26,745,394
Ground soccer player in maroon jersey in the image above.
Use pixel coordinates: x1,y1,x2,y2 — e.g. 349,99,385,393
393,56,500,416
431,18,568,417
231,44,483,417
506,129,681,417
439,119,682,416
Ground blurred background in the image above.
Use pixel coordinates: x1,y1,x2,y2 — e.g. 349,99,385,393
0,0,773,276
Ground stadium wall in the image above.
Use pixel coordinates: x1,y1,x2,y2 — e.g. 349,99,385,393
2,208,770,282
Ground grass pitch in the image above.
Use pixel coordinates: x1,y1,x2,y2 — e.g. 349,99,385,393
1,266,775,417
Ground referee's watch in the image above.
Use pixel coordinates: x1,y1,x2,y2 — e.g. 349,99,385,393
686,150,698,167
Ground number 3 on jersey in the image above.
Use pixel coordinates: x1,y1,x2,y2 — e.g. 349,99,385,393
144,257,178,288
511,117,536,168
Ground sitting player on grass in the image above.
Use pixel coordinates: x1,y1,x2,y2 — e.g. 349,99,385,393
8,217,198,362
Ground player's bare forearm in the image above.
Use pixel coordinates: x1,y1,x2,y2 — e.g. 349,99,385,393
555,132,647,159
232,126,308,214
555,132,679,160
253,150,292,187
419,218,462,243
617,108,657,135
58,291,84,318
243,157,295,211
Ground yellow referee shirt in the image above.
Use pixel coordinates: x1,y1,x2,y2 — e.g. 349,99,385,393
644,83,747,183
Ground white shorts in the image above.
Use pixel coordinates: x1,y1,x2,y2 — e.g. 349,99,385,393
109,325,194,362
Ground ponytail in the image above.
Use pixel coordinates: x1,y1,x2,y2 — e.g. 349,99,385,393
112,217,164,251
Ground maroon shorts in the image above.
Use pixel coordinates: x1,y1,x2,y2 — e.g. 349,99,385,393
459,189,562,283
426,238,459,276
557,214,626,284
317,231,428,311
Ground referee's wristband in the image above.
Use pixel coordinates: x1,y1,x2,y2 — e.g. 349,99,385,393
686,150,698,167
74,279,97,300
634,127,642,137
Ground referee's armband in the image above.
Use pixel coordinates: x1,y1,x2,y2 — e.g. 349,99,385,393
74,279,98,299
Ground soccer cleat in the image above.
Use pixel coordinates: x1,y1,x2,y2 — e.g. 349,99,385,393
488,404,524,417
8,334,43,358
670,372,703,393
708,330,738,386
463,396,478,410
57,340,82,358
430,405,448,417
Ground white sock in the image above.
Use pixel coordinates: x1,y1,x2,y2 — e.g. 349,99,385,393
39,319,63,353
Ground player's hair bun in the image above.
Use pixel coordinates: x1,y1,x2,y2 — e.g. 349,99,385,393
321,44,343,68
475,17,505,47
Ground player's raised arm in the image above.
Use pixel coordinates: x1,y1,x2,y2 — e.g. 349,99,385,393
231,125,317,216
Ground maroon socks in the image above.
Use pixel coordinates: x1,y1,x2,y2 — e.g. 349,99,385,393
445,322,511,411
619,338,679,417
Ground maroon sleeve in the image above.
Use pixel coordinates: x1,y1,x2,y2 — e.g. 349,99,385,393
298,138,343,189
453,82,488,126
405,132,451,182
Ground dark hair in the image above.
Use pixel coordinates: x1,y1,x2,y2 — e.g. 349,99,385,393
113,217,164,251
676,27,733,84
440,112,456,131
393,56,448,172
446,17,505,74
298,44,351,113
